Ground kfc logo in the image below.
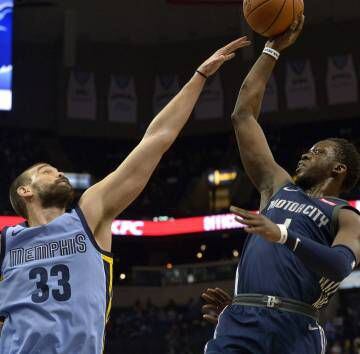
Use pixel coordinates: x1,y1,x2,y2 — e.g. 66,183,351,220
111,220,145,236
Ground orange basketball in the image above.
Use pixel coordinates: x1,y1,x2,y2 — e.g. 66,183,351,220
243,0,304,38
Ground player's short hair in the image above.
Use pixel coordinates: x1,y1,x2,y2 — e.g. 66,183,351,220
9,163,45,218
327,138,360,192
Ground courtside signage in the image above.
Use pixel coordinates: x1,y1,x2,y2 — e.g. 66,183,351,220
1,200,359,236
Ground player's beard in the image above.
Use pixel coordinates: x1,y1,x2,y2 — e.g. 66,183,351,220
34,179,74,210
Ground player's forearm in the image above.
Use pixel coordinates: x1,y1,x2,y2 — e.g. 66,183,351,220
285,230,356,282
232,54,276,123
144,72,206,150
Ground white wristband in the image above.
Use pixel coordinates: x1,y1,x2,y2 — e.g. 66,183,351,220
276,224,288,244
263,47,280,61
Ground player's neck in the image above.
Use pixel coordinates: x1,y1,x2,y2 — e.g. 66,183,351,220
304,179,341,198
27,206,66,227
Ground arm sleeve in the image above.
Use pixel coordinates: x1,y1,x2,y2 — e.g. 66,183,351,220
285,230,356,282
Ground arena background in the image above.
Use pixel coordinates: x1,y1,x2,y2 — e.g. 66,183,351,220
0,0,360,353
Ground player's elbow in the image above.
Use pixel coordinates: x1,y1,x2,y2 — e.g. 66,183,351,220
159,130,176,150
328,268,351,283
231,111,253,125
144,129,174,153
325,245,356,282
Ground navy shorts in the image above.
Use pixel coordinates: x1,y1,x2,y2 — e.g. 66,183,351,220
204,305,326,354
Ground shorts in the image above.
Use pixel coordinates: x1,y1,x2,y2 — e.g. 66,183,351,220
204,304,326,354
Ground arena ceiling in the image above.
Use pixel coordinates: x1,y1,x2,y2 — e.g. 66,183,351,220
14,0,360,43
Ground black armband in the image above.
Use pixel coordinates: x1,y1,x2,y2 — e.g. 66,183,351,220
285,230,356,282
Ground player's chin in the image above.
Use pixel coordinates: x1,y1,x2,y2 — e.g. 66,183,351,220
295,164,306,175
295,172,315,190
52,184,71,196
294,169,307,186
294,171,302,183
51,183,75,202
294,166,308,181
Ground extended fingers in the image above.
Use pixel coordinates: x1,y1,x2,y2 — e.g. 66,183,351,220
201,292,223,306
202,304,218,313
291,13,304,33
201,292,214,303
290,17,299,31
235,216,261,227
296,14,305,33
207,288,228,303
205,289,228,306
244,226,262,234
222,36,251,54
222,53,236,62
230,206,257,219
214,288,232,302
203,314,218,325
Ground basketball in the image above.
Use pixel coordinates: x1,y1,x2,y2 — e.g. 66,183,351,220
243,0,304,38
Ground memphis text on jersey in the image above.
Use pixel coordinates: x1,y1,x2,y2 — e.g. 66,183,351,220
9,234,87,267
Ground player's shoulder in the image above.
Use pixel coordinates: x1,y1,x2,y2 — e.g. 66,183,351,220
315,197,360,223
317,196,358,211
336,202,360,218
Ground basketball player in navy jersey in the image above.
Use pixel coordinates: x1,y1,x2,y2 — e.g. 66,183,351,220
204,15,360,354
0,37,251,354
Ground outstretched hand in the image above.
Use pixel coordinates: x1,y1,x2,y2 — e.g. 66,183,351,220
197,36,251,78
266,14,305,52
201,287,232,325
230,205,282,243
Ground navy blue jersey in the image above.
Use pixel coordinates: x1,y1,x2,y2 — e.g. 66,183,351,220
235,182,359,310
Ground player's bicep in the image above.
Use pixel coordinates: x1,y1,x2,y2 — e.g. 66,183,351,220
332,208,360,264
232,116,291,193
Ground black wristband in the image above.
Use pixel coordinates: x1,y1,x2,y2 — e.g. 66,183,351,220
196,70,208,79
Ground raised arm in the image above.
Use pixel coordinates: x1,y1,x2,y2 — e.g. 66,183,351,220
231,16,304,205
79,37,251,251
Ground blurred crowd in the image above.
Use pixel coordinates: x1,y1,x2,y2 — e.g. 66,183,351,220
0,129,46,214
0,118,359,218
105,298,211,354
325,302,360,354
104,294,360,354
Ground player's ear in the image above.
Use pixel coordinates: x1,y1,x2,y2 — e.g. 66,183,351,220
17,185,33,198
332,163,347,178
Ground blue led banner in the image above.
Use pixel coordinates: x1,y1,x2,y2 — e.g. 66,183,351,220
0,0,13,111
